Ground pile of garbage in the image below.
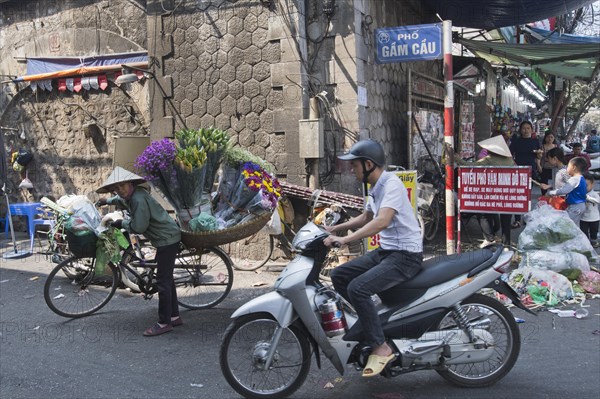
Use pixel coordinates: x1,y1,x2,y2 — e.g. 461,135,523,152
507,205,600,307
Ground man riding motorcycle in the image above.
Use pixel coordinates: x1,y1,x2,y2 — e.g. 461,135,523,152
324,139,423,377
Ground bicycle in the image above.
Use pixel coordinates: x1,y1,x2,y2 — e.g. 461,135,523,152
415,157,445,242
417,170,443,242
43,203,233,319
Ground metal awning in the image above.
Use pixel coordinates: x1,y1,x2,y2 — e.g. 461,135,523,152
422,0,596,29
458,38,600,82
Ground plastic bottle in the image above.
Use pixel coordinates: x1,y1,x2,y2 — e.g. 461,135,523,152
555,308,589,319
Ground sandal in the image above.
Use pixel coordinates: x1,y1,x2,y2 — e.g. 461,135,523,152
143,323,173,337
362,353,396,377
511,221,521,229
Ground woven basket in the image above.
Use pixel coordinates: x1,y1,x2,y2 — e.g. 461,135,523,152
180,212,271,249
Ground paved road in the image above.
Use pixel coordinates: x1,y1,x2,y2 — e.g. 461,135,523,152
1,233,599,399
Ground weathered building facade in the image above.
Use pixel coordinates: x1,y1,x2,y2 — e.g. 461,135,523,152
0,0,441,203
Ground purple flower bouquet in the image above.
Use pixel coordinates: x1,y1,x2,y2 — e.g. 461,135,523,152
134,139,183,209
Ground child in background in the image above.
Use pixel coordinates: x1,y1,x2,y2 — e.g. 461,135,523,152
548,157,587,225
580,174,600,247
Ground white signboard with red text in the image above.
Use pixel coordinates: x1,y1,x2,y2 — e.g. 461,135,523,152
458,166,531,214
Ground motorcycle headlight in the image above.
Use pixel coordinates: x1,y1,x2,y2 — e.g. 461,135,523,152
292,222,329,251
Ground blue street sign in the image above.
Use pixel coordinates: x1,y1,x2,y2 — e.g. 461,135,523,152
375,23,443,64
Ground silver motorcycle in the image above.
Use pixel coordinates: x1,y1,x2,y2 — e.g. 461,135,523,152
219,222,533,398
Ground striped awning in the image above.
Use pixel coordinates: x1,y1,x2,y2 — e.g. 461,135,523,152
13,51,148,82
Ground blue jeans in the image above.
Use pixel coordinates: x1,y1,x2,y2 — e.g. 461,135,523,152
331,248,423,347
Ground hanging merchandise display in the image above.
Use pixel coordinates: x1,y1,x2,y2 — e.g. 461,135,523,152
30,74,113,93
11,148,33,172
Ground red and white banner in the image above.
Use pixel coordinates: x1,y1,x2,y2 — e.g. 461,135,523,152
458,166,531,214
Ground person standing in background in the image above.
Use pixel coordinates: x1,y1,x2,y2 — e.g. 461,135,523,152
580,174,600,248
539,131,558,195
540,147,570,192
509,121,541,228
585,129,600,153
565,143,592,172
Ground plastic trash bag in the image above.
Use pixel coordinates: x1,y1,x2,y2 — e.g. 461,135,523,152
519,250,590,272
520,205,596,258
510,266,574,302
578,271,600,294
527,285,559,306
58,195,102,235
189,212,218,232
261,210,282,235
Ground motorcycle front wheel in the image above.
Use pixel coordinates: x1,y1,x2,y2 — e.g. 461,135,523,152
220,313,311,399
435,293,521,387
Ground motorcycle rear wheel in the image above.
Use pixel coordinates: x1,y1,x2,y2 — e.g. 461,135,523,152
435,293,521,387
220,313,311,399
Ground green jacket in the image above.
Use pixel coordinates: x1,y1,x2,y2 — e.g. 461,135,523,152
108,187,181,248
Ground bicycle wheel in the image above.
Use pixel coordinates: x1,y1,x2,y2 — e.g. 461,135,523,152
225,231,274,271
44,256,119,318
175,246,234,309
417,212,426,241
421,194,441,241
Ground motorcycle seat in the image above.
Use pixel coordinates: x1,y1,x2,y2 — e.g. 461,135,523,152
399,244,503,289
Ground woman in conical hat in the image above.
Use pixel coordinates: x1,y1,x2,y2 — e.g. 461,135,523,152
96,166,147,193
476,135,515,165
97,166,182,337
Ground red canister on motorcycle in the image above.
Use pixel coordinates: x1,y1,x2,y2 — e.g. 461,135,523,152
318,299,347,337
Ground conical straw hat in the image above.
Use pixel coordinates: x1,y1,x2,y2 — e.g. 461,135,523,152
479,135,512,158
96,166,146,193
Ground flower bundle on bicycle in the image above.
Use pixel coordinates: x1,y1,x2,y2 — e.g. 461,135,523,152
134,127,229,228
214,160,282,229
134,128,282,242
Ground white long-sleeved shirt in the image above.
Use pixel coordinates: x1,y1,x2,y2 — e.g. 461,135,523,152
582,190,600,222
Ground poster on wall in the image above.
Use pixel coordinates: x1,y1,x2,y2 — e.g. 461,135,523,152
460,100,475,160
412,109,443,172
